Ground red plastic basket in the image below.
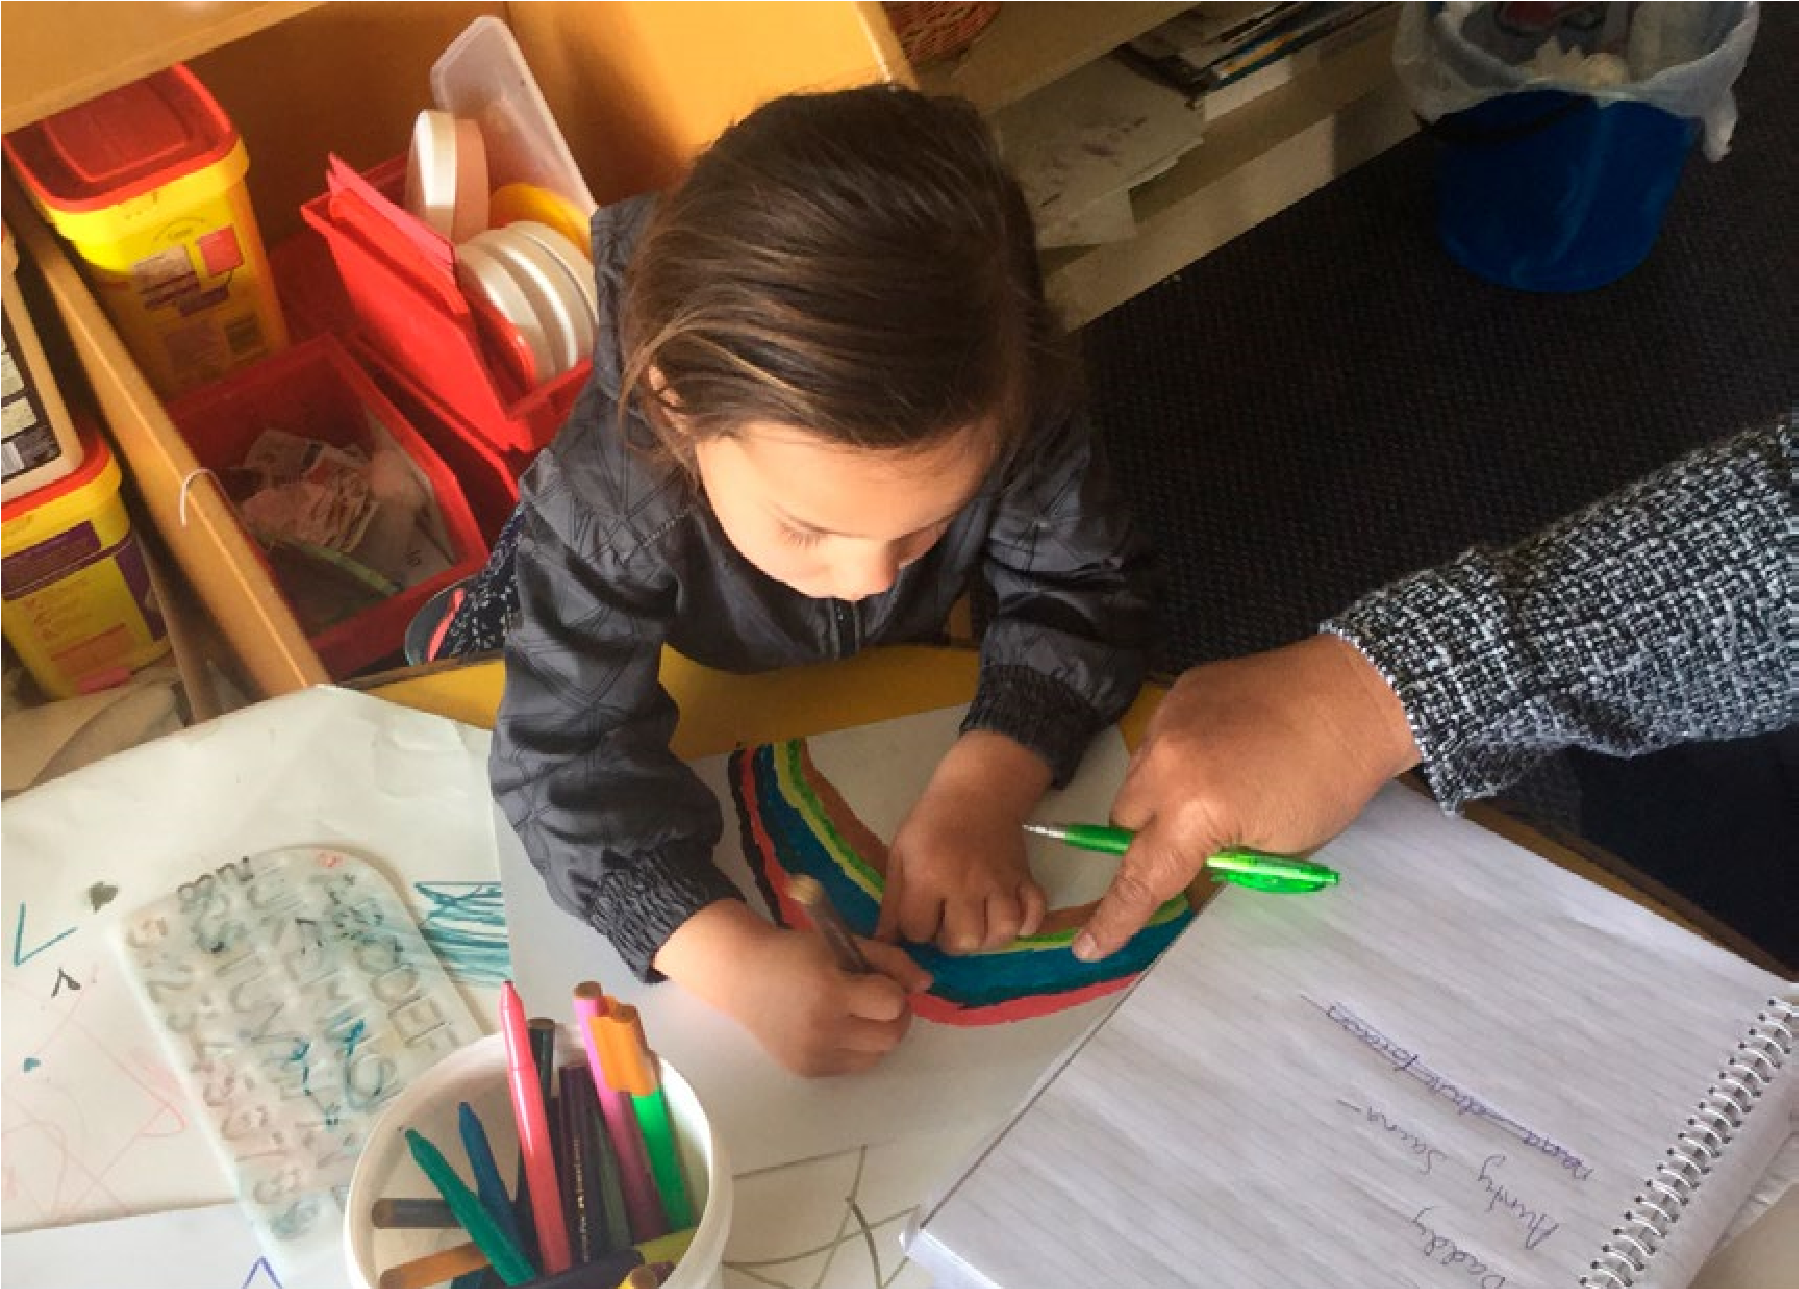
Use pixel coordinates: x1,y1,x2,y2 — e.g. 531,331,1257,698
300,154,586,457
165,335,487,678
269,227,527,546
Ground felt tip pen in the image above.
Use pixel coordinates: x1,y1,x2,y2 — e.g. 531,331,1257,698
786,873,871,973
1022,822,1339,893
500,981,575,1274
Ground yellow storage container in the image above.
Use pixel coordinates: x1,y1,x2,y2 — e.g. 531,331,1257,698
3,63,288,399
2,420,169,697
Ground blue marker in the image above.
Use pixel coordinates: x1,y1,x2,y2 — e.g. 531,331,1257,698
459,1101,531,1262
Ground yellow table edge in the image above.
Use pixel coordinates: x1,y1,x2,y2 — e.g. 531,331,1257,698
364,643,1741,955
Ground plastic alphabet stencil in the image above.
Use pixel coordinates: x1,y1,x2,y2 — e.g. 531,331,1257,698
112,847,479,1280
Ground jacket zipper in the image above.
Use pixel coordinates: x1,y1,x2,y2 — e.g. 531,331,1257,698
830,598,860,659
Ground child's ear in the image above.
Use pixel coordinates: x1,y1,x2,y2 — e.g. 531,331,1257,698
644,365,700,468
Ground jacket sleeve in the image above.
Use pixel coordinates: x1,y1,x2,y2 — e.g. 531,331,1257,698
489,469,743,982
1322,416,1796,810
962,408,1159,786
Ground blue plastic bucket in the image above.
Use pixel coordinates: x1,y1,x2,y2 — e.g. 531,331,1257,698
1434,87,1700,292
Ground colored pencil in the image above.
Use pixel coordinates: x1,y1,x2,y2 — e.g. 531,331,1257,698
561,1055,627,1254
556,1063,599,1263
507,1244,645,1289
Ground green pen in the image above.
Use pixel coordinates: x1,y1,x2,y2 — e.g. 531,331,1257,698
1022,822,1339,893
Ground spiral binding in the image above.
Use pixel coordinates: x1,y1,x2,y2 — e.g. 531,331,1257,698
1580,996,1796,1288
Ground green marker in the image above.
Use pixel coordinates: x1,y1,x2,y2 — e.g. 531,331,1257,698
630,1088,694,1229
404,1127,538,1286
1022,822,1339,894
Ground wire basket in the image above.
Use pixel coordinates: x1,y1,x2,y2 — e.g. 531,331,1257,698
882,2,1002,68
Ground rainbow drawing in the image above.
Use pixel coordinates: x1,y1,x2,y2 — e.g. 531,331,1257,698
729,740,1193,1026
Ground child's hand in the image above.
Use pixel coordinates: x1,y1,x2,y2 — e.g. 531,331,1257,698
877,731,1053,954
654,900,931,1077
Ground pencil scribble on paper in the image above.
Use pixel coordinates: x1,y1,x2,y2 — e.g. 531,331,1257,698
724,1145,922,1289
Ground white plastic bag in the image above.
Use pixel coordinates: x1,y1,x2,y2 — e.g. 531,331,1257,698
1394,2,1760,160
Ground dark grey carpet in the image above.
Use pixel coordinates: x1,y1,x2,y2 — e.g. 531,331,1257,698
1082,7,1796,966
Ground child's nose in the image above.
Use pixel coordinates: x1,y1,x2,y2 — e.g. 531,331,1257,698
833,546,902,601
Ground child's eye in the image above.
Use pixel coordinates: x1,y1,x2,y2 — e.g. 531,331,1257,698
779,525,825,548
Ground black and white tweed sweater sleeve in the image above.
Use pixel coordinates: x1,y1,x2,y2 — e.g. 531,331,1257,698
1322,416,1795,810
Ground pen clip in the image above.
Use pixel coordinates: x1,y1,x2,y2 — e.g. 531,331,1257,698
1212,870,1330,894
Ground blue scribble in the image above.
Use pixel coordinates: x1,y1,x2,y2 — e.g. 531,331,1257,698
240,1254,284,1288
413,882,510,985
22,1056,41,1073
12,903,75,967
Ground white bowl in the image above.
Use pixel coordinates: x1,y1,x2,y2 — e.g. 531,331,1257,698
343,1028,731,1289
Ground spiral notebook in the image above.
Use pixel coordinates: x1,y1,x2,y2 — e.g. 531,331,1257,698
905,784,1796,1289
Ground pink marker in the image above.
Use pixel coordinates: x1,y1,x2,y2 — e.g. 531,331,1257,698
499,980,573,1273
573,981,668,1241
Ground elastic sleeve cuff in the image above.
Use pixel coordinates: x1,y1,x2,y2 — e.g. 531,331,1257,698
589,842,746,982
960,664,1103,788
1320,554,1539,809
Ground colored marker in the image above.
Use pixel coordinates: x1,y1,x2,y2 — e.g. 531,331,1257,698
459,1101,531,1267
787,873,871,972
399,1230,699,1289
1022,822,1340,893
372,1197,457,1229
575,982,667,1242
607,1004,694,1230
376,1239,490,1289
500,980,575,1273
403,1128,536,1286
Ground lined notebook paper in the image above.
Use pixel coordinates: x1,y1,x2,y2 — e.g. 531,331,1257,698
906,785,1796,1289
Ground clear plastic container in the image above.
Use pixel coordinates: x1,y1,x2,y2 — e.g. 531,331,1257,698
430,16,598,219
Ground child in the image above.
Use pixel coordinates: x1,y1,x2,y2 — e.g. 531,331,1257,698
444,85,1156,1077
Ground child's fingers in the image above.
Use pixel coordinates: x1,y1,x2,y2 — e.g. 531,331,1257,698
859,939,933,993
938,894,988,955
873,873,904,942
1018,878,1047,939
834,1009,913,1055
980,891,1024,949
842,970,909,1022
897,891,947,947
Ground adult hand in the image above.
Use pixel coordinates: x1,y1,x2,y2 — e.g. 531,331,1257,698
1073,634,1418,961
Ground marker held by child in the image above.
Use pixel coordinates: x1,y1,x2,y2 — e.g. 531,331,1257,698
787,873,871,973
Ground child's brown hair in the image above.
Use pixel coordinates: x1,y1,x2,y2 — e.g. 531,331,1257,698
620,84,1072,467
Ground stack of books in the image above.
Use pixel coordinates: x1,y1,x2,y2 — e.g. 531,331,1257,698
1121,2,1394,111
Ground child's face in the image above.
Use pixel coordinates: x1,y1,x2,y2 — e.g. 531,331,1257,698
692,421,993,601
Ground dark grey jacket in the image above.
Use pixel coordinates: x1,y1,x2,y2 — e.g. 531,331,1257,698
490,198,1157,980
1326,415,1795,809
